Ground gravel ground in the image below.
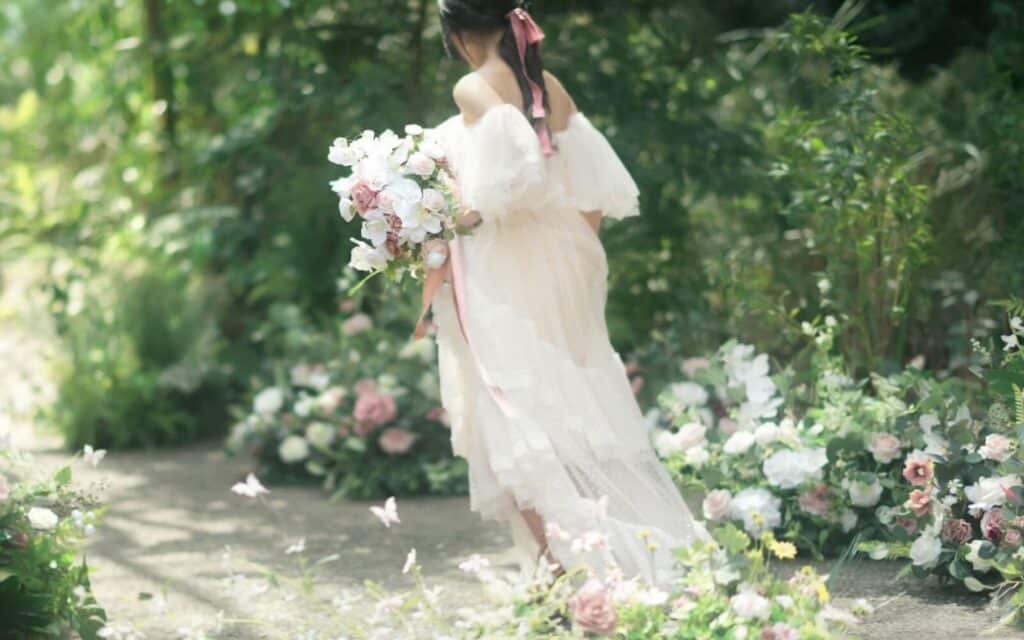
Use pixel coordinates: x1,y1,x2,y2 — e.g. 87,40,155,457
4,258,1024,640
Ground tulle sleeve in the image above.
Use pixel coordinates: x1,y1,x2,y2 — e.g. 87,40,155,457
552,113,640,219
456,104,547,224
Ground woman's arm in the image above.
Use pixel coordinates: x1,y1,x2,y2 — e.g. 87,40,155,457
582,210,602,234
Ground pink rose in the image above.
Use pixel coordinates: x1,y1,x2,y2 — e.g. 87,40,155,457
702,489,732,521
982,507,1005,543
902,452,934,486
568,579,618,636
378,427,418,455
353,420,375,437
426,405,449,426
941,518,973,544
1004,528,1022,547
905,489,932,517
798,483,831,518
624,361,641,376
868,433,902,464
353,391,397,432
350,181,379,216
980,434,1015,462
894,516,918,535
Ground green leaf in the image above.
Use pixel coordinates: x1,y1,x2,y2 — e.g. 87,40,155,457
54,466,72,485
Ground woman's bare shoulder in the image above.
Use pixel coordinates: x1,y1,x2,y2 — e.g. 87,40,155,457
453,72,507,125
542,71,578,130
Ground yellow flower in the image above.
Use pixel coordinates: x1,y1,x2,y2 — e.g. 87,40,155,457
638,528,651,540
647,542,660,552
770,540,797,560
816,582,830,603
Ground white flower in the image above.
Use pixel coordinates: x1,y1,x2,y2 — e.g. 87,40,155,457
965,540,995,572
571,531,608,554
840,509,858,533
253,387,285,415
405,151,436,177
845,475,883,507
399,338,436,362
419,139,445,160
1003,333,1020,352
361,215,390,248
231,473,269,498
278,435,310,464
348,239,392,272
544,522,572,542
369,496,400,528
753,422,779,445
458,554,491,574
965,475,1022,511
722,430,756,456
653,423,706,457
402,548,417,574
685,446,710,468
82,444,106,467
285,537,306,554
919,413,940,431
27,507,58,530
909,534,942,567
762,447,827,489
979,434,1015,462
702,489,732,521
729,487,782,535
305,422,335,449
396,203,445,245
730,587,771,620
404,124,424,136
669,382,708,408
421,188,446,212
328,137,361,166
1011,316,1023,333
293,394,316,417
342,312,373,336
654,430,683,457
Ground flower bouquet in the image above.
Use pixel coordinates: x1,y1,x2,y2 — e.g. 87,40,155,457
327,124,472,294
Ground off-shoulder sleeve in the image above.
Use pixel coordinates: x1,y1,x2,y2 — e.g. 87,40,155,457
456,104,546,224
552,113,640,219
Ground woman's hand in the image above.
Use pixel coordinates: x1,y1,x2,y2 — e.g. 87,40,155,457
457,208,483,229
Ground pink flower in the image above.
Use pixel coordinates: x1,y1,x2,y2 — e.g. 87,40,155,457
982,508,1005,543
353,391,397,432
378,427,418,455
905,489,933,517
339,299,358,312
630,376,644,395
941,518,973,544
718,417,739,436
868,433,902,464
350,181,379,216
902,452,934,486
426,405,449,426
894,516,918,536
798,483,831,518
980,434,1015,462
568,579,618,636
624,361,641,376
761,623,800,640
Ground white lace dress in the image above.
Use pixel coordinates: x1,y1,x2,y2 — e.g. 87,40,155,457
430,104,707,588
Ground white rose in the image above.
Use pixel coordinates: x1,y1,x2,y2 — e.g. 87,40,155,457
421,188,446,212
253,387,285,415
702,489,732,521
754,422,779,445
685,446,710,468
845,475,883,507
840,509,858,533
278,435,310,464
919,413,940,431
405,152,436,177
723,431,756,456
730,588,771,620
868,543,890,560
293,394,316,418
965,540,995,572
27,507,59,530
965,475,1022,511
762,448,827,490
979,434,1015,463
676,423,707,449
729,487,782,535
669,382,709,408
305,422,335,449
909,534,942,567
654,430,684,457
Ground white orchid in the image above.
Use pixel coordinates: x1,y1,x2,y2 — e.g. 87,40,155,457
348,239,392,272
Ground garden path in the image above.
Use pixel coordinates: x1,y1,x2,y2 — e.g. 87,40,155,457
3,259,1023,639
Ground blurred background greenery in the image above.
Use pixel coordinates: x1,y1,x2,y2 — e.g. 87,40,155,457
0,0,1020,453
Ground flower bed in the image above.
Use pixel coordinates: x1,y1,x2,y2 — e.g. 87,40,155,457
226,304,466,499
1,445,107,637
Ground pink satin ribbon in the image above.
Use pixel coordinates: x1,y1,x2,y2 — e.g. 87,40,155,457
507,7,554,157
412,237,515,415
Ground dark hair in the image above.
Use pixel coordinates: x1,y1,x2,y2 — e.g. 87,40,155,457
439,0,551,138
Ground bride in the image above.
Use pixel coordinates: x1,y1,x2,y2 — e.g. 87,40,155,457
426,0,708,589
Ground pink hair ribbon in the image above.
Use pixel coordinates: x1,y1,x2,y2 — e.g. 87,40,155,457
507,7,554,156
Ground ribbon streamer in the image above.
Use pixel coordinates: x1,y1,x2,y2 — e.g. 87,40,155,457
507,7,554,157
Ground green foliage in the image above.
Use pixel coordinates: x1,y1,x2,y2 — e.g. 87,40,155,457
45,254,231,449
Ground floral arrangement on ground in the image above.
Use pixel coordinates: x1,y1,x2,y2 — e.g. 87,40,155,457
650,315,1024,623
1,442,107,638
226,300,466,500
